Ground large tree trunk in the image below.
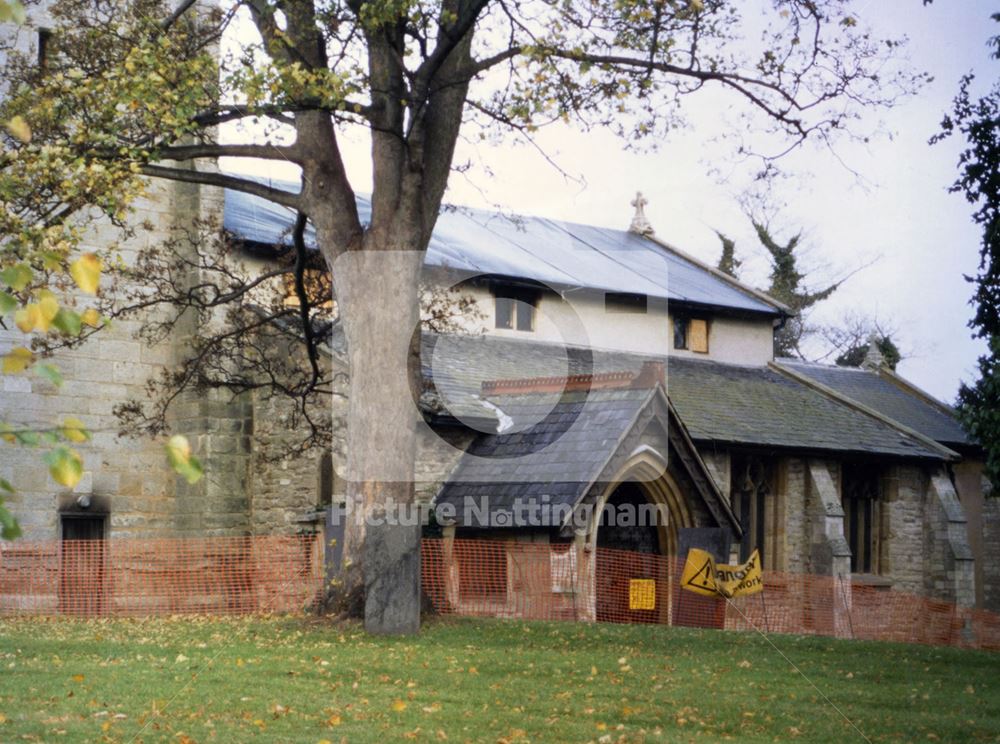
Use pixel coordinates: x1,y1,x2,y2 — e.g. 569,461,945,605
328,239,424,634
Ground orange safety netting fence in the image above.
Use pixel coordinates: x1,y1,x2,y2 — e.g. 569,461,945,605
3,534,999,652
0,535,323,617
420,538,1000,651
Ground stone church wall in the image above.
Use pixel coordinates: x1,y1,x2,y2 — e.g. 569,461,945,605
881,464,926,595
982,496,1000,612
0,179,209,540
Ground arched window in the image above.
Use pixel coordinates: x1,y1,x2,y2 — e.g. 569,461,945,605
730,456,776,565
842,463,882,574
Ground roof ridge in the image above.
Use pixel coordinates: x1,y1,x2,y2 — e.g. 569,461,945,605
769,360,959,461
875,367,959,418
644,233,791,315
782,358,875,373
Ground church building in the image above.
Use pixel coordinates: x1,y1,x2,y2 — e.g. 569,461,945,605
1,176,997,615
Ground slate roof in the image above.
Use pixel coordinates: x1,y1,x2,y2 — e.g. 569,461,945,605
434,387,655,526
777,360,971,448
224,186,783,316
420,335,949,461
666,359,948,459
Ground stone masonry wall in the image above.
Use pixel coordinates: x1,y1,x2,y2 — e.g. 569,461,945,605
881,464,926,595
0,180,197,540
248,381,344,535
780,457,809,574
982,495,1000,612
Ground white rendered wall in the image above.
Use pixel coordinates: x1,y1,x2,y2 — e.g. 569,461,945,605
449,284,775,366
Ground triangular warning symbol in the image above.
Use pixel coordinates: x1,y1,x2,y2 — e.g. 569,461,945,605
686,559,715,590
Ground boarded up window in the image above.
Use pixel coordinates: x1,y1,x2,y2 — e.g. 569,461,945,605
688,318,709,353
673,316,709,352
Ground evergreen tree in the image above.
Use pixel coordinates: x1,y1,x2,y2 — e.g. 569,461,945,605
715,231,741,278
754,221,841,357
933,13,1000,487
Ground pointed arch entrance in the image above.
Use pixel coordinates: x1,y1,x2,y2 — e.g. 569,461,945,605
588,448,694,623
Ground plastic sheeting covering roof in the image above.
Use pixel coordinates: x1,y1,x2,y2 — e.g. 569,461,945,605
223,182,781,315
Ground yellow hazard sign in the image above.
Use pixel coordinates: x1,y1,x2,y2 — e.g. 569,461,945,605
629,579,656,610
680,548,763,598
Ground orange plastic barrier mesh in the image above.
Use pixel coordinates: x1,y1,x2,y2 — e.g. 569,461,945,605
0,535,323,617
421,538,1000,651
3,533,999,652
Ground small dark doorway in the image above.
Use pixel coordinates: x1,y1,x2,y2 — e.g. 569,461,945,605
595,482,667,624
60,515,107,616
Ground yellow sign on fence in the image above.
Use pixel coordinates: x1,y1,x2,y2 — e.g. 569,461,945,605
629,579,656,610
681,548,763,598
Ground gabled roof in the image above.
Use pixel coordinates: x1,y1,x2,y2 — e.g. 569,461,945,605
776,360,971,449
435,384,739,533
420,334,951,461
668,358,954,460
223,186,785,316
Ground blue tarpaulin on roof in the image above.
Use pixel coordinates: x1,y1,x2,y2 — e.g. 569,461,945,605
223,181,780,315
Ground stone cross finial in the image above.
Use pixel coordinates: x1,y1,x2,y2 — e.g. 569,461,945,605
629,192,655,236
862,332,885,370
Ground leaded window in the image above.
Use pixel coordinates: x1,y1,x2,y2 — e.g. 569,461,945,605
730,456,774,565
842,464,881,574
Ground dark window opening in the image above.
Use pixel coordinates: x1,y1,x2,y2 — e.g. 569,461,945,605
318,452,334,508
494,287,538,332
605,292,648,314
37,28,52,70
673,316,688,349
842,464,881,574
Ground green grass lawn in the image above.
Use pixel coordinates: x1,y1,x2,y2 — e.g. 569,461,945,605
0,615,997,743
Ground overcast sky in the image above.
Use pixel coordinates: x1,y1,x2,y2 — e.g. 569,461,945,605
226,1,997,403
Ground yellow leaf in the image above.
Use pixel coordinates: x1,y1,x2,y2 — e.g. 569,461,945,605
2,347,33,374
14,305,38,333
166,434,191,462
47,447,83,488
69,253,101,294
165,434,203,484
0,712,7,723
62,417,89,443
36,291,59,331
5,115,30,143
326,714,342,726
81,308,101,327
72,674,85,682
392,700,408,713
